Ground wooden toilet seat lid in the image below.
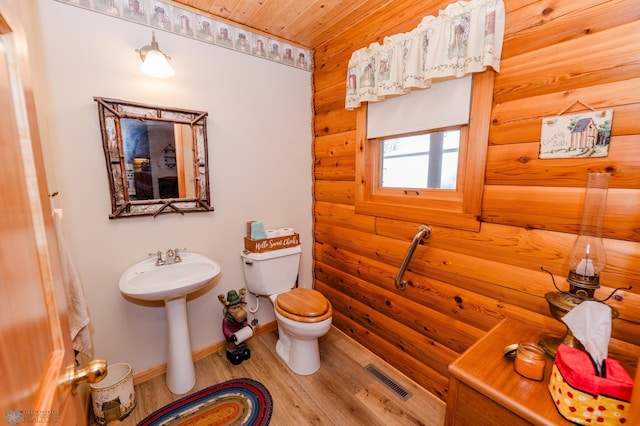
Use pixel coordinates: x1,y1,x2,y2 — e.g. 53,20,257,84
275,288,332,323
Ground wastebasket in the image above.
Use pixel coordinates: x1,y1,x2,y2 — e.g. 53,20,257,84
90,363,136,425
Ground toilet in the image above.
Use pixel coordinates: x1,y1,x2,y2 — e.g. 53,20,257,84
241,245,332,375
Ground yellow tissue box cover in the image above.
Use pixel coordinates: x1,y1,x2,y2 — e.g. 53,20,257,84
548,363,631,425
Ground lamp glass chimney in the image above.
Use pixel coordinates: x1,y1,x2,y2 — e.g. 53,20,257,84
567,173,610,293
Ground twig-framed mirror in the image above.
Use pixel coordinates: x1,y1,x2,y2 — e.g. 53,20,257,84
94,97,214,218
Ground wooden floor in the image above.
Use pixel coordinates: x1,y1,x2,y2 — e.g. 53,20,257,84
104,326,445,425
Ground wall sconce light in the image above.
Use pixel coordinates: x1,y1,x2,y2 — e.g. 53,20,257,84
539,173,631,358
136,31,175,78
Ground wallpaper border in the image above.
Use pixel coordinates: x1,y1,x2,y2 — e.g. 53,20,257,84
55,0,313,72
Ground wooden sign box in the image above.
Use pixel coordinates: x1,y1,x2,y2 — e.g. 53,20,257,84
244,233,300,253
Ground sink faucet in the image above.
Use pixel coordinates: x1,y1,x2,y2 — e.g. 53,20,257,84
165,248,183,264
150,248,184,266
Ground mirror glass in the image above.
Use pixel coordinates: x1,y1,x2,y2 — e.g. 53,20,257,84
95,97,213,218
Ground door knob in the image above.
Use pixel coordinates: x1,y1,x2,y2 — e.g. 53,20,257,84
60,359,108,395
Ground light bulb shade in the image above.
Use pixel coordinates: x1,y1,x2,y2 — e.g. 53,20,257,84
140,49,175,78
137,32,175,78
567,173,610,293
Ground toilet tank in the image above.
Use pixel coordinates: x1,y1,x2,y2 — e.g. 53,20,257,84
240,246,302,296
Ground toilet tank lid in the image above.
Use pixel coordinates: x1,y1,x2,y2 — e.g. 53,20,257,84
240,245,301,260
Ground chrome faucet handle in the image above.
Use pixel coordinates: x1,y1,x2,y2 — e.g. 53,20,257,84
148,250,164,266
174,247,183,263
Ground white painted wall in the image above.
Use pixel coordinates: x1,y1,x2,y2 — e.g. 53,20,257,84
26,1,313,375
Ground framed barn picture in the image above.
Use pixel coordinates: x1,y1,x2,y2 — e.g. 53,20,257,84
539,109,613,159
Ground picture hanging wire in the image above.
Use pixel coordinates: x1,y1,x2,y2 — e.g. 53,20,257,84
547,99,606,125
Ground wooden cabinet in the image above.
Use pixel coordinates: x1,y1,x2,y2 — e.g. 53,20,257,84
446,319,579,425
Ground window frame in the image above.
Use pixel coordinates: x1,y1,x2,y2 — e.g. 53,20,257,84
373,124,468,196
355,71,494,232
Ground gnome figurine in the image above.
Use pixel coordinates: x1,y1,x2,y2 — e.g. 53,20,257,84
218,288,253,365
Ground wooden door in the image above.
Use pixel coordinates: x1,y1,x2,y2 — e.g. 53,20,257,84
0,2,85,424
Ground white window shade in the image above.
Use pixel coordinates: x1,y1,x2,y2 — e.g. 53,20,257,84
367,75,472,138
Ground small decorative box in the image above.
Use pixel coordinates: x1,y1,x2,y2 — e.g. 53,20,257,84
243,233,300,253
548,344,634,425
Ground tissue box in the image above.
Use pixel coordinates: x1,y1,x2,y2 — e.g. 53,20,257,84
243,233,300,253
548,344,634,425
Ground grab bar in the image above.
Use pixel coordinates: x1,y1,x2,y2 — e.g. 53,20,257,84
395,225,432,290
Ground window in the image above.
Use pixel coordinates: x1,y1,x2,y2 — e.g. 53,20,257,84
378,127,462,190
355,71,494,231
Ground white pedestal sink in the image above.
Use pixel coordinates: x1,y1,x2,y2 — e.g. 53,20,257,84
119,252,220,394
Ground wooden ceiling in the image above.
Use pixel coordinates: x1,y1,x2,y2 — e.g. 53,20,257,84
172,0,397,49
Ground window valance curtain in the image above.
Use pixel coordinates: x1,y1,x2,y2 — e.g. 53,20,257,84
345,0,505,110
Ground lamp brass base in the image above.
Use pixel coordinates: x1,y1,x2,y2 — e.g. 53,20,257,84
539,330,585,359
539,336,561,358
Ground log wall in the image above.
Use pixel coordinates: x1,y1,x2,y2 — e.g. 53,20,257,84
312,0,640,401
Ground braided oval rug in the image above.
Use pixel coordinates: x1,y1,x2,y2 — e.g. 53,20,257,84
137,378,272,426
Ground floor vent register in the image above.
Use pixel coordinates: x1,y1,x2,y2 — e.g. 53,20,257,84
364,364,412,401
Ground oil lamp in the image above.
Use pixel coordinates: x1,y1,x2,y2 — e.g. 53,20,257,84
539,173,629,358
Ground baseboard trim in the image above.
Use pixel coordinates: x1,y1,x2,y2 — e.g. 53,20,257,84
132,320,278,385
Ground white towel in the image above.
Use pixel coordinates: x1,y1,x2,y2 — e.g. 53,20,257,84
52,209,93,357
